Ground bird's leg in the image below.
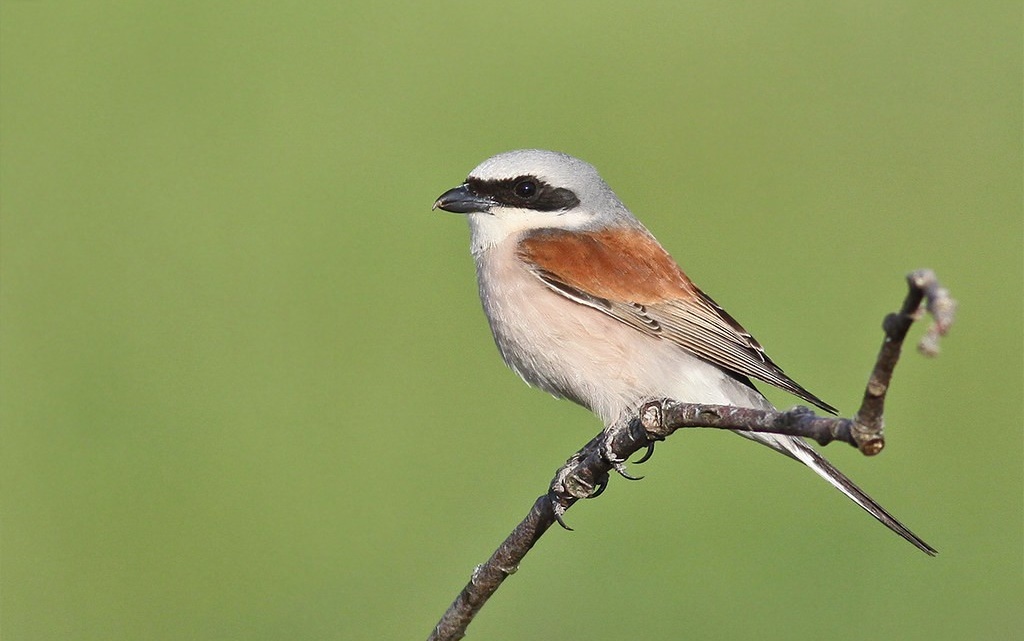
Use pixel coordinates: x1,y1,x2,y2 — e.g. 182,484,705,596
548,415,651,528
548,451,608,530
634,401,668,464
600,417,648,480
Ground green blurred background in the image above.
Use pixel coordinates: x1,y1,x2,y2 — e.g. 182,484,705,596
2,3,1020,640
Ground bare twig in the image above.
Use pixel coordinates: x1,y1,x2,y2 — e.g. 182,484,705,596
852,269,958,455
428,270,955,641
428,497,556,641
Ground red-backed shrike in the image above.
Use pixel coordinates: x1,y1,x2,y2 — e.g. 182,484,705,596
434,149,934,555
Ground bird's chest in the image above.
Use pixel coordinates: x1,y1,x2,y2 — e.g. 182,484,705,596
472,241,648,416
475,246,568,387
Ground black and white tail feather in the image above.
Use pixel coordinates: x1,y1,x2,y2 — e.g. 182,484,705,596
742,428,937,555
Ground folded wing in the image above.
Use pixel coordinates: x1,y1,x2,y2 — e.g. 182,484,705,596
516,226,836,413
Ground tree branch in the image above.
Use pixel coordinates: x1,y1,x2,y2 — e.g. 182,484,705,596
427,270,956,641
852,269,957,454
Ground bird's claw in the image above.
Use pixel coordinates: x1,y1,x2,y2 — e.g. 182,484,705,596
549,456,610,530
600,423,646,480
633,441,657,465
610,458,644,480
552,501,573,531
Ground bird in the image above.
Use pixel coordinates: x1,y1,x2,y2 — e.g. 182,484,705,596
433,149,935,555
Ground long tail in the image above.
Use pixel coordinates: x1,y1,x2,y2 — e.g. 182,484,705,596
739,430,937,555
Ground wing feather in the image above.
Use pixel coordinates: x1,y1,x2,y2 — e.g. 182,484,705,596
516,227,836,413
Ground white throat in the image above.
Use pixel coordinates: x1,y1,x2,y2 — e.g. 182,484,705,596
466,208,594,255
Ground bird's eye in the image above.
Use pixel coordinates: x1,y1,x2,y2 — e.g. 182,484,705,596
513,180,537,199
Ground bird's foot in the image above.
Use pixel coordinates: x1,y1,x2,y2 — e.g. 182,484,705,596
548,452,608,530
600,420,647,481
547,415,655,529
633,440,657,464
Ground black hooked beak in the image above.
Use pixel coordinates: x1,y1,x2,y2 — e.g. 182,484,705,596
432,183,492,214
